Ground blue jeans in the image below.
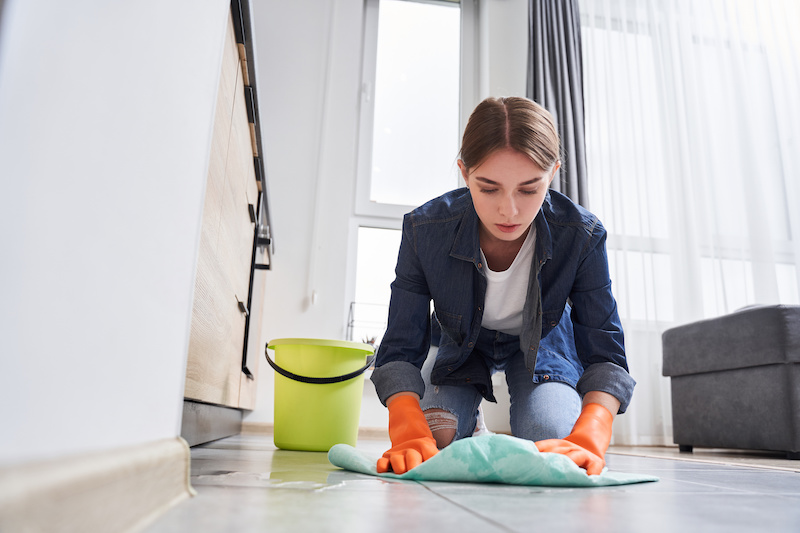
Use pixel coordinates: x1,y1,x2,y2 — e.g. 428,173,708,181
420,328,581,444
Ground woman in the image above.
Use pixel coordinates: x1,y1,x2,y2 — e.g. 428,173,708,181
371,96,635,475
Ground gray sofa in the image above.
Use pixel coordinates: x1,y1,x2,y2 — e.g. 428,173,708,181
662,305,800,459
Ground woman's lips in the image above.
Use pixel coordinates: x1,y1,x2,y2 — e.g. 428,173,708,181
496,224,521,233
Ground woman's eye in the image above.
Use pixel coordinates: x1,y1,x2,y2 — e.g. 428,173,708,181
480,188,498,194
520,189,538,195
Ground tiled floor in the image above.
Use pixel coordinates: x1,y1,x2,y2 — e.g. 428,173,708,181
146,433,800,533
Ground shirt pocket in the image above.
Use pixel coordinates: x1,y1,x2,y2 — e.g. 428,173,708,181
434,309,463,347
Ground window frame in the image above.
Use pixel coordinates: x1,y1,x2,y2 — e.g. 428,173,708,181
345,0,477,338
354,0,476,219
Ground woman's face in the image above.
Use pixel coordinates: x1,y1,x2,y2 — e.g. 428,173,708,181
459,148,558,246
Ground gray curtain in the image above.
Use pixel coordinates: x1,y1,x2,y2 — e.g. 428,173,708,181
527,0,589,207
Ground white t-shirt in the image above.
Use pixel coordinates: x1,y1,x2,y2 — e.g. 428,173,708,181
480,227,536,336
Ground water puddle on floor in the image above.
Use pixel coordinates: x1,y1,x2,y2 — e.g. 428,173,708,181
192,468,392,491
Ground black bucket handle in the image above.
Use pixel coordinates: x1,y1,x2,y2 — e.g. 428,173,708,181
264,345,375,384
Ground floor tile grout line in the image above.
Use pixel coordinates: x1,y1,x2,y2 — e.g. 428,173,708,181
669,477,775,494
607,452,800,473
416,481,518,533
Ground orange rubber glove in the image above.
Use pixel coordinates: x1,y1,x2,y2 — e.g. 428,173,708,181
377,395,439,474
534,403,613,476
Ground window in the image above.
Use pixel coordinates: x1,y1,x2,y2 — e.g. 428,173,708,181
581,2,799,323
356,0,465,218
347,0,475,343
347,226,401,344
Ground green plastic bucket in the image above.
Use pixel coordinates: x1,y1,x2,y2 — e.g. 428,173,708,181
265,338,374,452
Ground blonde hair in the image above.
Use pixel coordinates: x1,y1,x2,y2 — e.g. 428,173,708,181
459,96,561,172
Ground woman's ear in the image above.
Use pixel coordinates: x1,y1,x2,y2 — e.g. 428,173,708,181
548,160,561,184
457,159,469,184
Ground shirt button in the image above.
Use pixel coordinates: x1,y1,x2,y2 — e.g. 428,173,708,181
477,262,483,268
543,375,550,380
468,342,474,347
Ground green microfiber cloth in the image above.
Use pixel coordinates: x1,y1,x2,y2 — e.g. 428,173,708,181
328,434,659,487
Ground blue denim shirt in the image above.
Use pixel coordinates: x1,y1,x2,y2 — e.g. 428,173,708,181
371,188,636,413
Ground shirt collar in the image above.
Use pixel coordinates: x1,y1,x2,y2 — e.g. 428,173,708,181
449,200,481,264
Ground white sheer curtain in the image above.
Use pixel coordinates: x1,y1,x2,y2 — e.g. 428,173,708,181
579,0,800,445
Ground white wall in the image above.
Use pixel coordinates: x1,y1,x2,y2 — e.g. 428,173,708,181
246,0,367,424
480,0,529,98
0,0,228,466
246,0,528,428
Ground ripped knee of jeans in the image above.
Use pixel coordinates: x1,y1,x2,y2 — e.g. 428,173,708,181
424,408,458,449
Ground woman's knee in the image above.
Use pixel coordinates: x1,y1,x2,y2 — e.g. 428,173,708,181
509,382,581,441
424,408,458,449
512,409,575,441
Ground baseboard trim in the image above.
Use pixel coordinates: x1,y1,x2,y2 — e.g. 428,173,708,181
356,427,390,440
0,437,195,533
240,421,273,435
241,422,389,441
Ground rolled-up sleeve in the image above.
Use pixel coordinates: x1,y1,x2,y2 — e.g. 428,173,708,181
576,362,636,413
370,361,426,406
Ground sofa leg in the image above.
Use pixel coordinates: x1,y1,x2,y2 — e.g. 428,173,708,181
678,445,693,453
787,451,800,460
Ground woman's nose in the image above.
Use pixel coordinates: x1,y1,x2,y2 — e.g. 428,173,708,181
499,194,518,217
